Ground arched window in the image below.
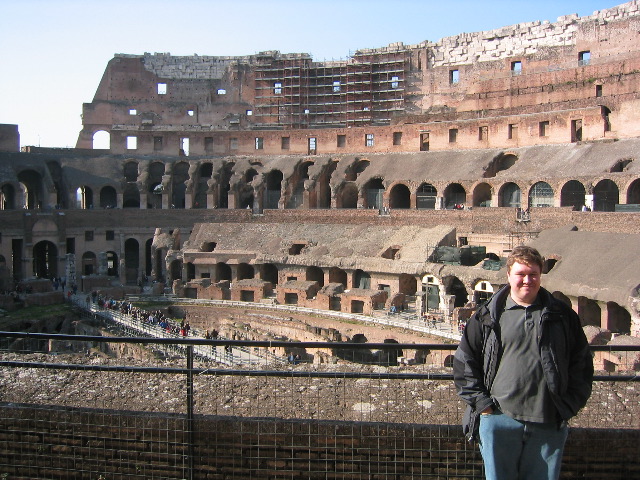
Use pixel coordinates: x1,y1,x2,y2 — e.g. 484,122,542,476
593,179,619,212
528,182,554,208
500,182,521,208
389,184,411,209
93,130,110,149
416,183,437,210
560,180,586,210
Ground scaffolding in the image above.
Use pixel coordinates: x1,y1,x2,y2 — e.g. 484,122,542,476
252,50,408,129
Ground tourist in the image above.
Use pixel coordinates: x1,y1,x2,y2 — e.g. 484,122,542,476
453,246,593,480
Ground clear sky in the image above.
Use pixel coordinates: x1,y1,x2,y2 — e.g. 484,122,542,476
0,0,625,148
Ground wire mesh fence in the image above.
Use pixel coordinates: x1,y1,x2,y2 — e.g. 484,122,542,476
0,332,639,479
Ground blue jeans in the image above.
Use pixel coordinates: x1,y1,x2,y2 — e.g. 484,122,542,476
479,410,568,480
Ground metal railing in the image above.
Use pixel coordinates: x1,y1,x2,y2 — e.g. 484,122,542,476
0,330,639,479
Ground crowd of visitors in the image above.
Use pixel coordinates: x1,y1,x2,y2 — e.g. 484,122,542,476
86,292,192,337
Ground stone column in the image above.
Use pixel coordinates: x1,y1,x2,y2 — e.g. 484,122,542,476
65,253,77,290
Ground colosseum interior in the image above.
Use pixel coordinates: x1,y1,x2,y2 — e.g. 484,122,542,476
1,1,640,355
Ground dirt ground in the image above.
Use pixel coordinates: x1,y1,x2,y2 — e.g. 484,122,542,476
0,308,638,430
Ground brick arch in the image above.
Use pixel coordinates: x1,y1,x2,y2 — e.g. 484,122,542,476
388,182,411,209
560,180,586,210
624,177,640,204
471,181,494,207
497,181,522,207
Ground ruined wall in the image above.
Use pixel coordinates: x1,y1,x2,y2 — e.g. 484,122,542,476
0,124,19,152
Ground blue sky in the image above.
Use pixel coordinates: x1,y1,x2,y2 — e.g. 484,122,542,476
0,0,625,148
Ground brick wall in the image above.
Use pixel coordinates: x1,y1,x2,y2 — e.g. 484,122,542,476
0,403,637,479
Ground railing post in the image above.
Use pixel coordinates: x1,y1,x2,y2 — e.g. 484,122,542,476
186,345,194,480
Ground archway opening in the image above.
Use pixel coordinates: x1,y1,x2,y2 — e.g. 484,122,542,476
500,182,521,208
443,183,466,209
92,130,110,149
528,181,554,208
306,266,324,288
473,182,492,207
33,241,58,279
124,238,140,285
389,184,411,209
100,186,117,209
593,179,619,212
560,180,586,210
416,183,437,210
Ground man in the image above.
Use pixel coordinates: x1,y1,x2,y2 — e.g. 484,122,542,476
453,246,593,480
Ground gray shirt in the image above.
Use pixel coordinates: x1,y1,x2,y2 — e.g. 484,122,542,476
491,295,558,423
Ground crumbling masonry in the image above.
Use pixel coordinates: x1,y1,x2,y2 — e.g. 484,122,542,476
1,2,640,351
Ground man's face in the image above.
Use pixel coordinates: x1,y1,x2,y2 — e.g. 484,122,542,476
507,261,542,306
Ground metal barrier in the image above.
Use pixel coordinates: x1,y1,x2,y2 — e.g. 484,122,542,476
0,331,639,479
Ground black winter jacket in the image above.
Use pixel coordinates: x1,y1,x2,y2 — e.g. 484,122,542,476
453,285,594,443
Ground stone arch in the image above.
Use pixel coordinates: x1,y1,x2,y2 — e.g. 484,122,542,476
593,179,619,212
123,184,140,208
364,178,385,210
76,186,94,209
92,130,110,149
306,266,324,288
171,161,189,209
123,161,138,182
626,178,640,205
264,170,283,209
33,241,58,279
329,267,348,287
81,251,97,276
442,275,468,308
99,186,117,209
528,181,554,208
606,301,631,334
239,168,259,209
421,274,441,312
317,160,338,208
472,182,492,207
338,182,358,208
218,162,233,209
443,183,466,209
578,296,601,327
216,262,232,282
194,162,213,208
17,169,45,210
124,238,140,284
473,280,494,305
147,162,165,209
416,183,437,210
389,183,411,209
0,183,16,210
237,263,255,280
287,160,314,209
560,180,586,210
499,182,521,208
